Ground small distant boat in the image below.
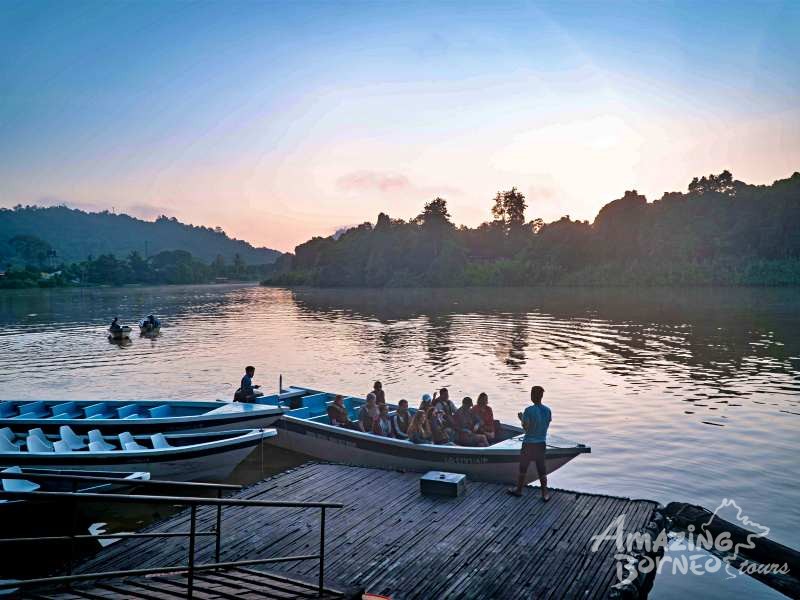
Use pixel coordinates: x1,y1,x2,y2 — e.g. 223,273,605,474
139,316,161,334
0,428,275,481
108,325,131,340
0,399,284,434
256,385,591,484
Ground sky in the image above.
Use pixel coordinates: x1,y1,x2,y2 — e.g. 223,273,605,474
1,0,799,252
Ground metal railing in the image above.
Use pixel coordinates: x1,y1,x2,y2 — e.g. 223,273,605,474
0,474,343,598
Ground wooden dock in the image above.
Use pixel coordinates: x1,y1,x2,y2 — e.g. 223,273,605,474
36,463,661,599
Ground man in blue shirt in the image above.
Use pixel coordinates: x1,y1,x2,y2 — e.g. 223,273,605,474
508,385,552,501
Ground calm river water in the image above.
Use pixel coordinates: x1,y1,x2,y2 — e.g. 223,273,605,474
1,284,798,598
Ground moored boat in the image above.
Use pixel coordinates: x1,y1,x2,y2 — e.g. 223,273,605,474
257,386,590,484
0,399,284,434
0,428,274,481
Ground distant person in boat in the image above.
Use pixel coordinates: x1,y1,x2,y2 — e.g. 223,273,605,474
234,366,260,402
430,404,455,444
390,399,411,439
373,404,393,437
432,388,456,415
372,381,386,404
147,314,157,327
109,317,121,332
508,385,551,501
472,393,496,442
454,397,489,447
419,394,432,413
327,395,357,429
407,409,432,444
358,393,380,432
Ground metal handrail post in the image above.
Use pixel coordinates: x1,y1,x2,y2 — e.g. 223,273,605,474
318,506,326,596
215,489,222,564
188,505,197,600
68,480,77,575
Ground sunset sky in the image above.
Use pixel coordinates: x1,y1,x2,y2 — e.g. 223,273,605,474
1,0,799,251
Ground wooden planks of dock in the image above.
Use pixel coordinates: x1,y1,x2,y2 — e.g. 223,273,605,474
54,463,660,599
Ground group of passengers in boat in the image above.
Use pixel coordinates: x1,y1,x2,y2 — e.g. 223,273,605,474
326,381,496,447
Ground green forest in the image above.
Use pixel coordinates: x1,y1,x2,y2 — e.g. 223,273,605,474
0,207,281,288
0,205,280,265
265,170,800,287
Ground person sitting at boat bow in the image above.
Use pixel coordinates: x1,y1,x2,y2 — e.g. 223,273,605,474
473,392,496,442
373,404,393,437
327,395,356,429
234,366,260,402
110,317,121,332
454,397,489,447
508,385,551,501
358,393,380,432
390,399,411,439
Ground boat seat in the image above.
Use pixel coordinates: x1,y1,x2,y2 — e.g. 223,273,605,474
0,403,16,418
0,427,23,448
84,403,110,419
49,402,80,419
26,435,54,453
257,394,282,406
310,414,331,425
148,405,172,418
2,467,39,493
150,433,172,449
59,426,87,450
14,401,48,419
302,393,330,417
89,441,114,452
286,407,311,418
88,429,116,451
118,432,147,451
28,428,54,450
0,435,21,453
343,397,362,421
54,440,72,452
117,404,141,419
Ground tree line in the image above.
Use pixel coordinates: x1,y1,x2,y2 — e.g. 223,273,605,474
0,239,274,289
265,170,800,287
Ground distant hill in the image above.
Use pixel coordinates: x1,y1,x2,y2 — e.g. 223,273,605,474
0,205,280,265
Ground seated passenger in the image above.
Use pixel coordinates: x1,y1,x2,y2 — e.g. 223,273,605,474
419,394,432,413
407,410,432,444
472,392,496,442
390,399,411,439
454,397,489,447
327,395,357,429
358,393,380,433
373,404,393,437
430,404,455,444
234,365,260,402
432,388,456,415
372,381,387,404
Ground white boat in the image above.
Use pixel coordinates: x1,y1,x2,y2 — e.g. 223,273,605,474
258,386,590,484
0,428,274,482
108,325,131,340
0,399,284,434
138,316,161,334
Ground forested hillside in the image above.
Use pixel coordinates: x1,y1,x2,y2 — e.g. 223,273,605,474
0,206,280,265
266,171,800,287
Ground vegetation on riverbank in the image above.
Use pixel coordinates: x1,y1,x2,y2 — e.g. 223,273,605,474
264,171,800,287
0,243,274,289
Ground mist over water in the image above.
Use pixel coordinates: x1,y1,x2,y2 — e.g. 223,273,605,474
1,284,798,558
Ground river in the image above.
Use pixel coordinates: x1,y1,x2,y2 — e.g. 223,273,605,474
1,284,797,598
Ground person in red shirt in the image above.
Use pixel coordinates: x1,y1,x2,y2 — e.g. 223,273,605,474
472,392,496,442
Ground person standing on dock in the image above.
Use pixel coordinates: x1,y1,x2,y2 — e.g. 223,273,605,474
508,385,551,501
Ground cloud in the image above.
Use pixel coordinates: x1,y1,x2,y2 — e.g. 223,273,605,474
336,171,412,193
